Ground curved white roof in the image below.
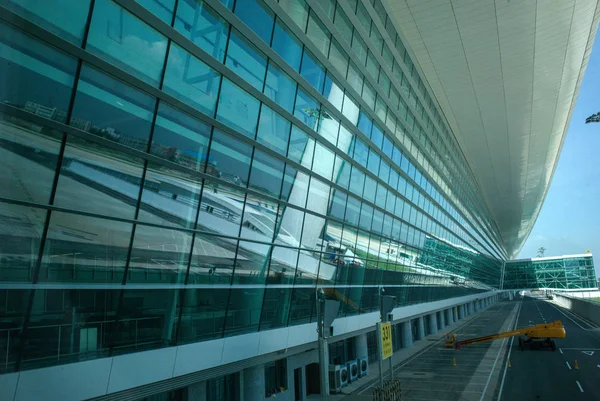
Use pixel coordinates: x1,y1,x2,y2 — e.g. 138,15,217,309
386,0,600,257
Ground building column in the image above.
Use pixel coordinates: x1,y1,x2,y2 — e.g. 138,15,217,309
417,316,425,340
453,306,458,322
187,381,207,401
243,365,265,401
428,313,438,335
438,310,445,329
445,308,453,325
458,305,465,319
402,321,413,348
355,333,368,359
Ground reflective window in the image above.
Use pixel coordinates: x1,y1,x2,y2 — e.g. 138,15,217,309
300,50,326,93
351,33,367,65
333,5,352,43
328,40,348,77
225,30,267,90
294,89,320,129
260,288,292,330
40,212,132,283
151,102,212,171
234,0,274,44
71,65,154,152
271,21,303,72
234,239,271,282
358,112,372,136
174,0,229,62
209,129,253,187
346,61,363,93
353,138,368,166
342,93,359,124
178,288,228,341
312,141,334,180
0,204,45,282
138,164,202,229
337,125,354,154
281,167,309,207
306,12,330,55
287,125,314,168
359,204,373,231
223,288,264,336
334,157,351,189
5,0,91,45
278,0,308,31
216,79,260,138
128,225,192,284
349,166,365,196
137,0,175,23
322,75,344,112
53,137,144,219
249,150,284,197
263,62,297,113
87,0,167,86
257,105,291,155
198,182,245,237
363,177,376,203
371,124,384,149
163,44,221,117
367,149,380,175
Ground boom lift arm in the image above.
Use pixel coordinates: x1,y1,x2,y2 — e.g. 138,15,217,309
445,320,566,351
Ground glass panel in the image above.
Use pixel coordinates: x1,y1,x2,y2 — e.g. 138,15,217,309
271,21,303,72
5,0,90,45
278,0,308,31
287,125,314,168
306,12,330,56
187,233,237,285
127,225,192,284
87,0,167,86
323,75,344,112
281,168,309,208
0,204,45,282
300,50,326,93
178,288,228,342
40,212,132,283
234,0,274,44
260,287,292,330
349,166,365,196
351,32,367,65
289,287,315,324
333,5,352,43
363,177,376,203
163,43,221,117
294,89,320,130
312,141,334,180
318,110,339,145
256,105,291,155
328,39,348,76
137,164,202,229
208,129,253,187
174,0,229,62
223,288,264,336
137,0,175,23
263,62,297,113
234,239,271,283
53,137,144,219
198,181,245,237
216,79,260,138
248,150,284,197
225,30,267,90
342,93,359,125
71,65,155,152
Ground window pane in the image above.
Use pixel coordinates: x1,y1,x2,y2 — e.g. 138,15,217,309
256,105,291,155
223,289,264,336
333,5,352,43
263,62,296,114
40,212,132,283
0,204,45,282
294,89,320,129
71,65,155,152
260,288,292,330
278,0,308,31
300,50,326,93
127,225,192,284
216,79,260,138
225,30,267,90
306,12,330,55
287,125,314,168
328,39,348,76
174,0,228,62
137,0,175,23
53,137,144,219
5,0,90,45
87,0,167,86
178,288,228,342
163,44,221,117
312,142,334,180
137,164,202,229
318,111,339,145
209,129,253,186
248,150,284,197
342,93,359,125
323,75,344,112
234,0,274,44
271,21,303,72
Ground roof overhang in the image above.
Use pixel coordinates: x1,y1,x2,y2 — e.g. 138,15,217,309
385,0,600,257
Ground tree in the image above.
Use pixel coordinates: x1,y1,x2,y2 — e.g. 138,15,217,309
585,112,600,123
537,247,546,258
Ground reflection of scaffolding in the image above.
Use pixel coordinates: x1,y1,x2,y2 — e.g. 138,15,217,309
503,254,596,290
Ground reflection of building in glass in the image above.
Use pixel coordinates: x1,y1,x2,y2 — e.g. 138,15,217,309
503,254,596,290
0,0,596,399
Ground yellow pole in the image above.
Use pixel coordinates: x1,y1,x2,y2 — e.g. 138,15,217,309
507,359,511,368
574,360,579,369
453,357,457,366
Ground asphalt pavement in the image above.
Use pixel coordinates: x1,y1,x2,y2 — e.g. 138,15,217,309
497,293,600,401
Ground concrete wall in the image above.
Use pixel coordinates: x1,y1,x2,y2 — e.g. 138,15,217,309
554,293,600,326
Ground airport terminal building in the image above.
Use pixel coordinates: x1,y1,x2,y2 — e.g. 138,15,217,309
0,0,598,400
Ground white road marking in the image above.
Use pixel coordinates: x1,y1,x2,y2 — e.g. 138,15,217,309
497,301,523,401
576,381,584,393
566,361,572,370
581,351,595,356
559,348,563,354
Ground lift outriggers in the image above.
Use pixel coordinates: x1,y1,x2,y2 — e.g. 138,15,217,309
444,320,566,351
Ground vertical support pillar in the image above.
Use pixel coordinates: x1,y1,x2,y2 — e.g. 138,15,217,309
188,381,207,401
453,306,458,322
458,305,465,319
445,308,453,325
401,321,413,348
243,365,265,401
439,310,445,329
428,313,438,335
417,317,425,340
355,333,368,359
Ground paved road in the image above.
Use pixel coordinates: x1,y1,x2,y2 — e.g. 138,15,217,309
498,294,600,401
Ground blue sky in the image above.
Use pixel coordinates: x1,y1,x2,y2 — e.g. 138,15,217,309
518,36,600,278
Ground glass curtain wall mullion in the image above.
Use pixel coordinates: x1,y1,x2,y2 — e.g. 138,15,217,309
291,0,501,259
256,0,498,259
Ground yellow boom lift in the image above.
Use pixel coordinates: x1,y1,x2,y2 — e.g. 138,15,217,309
444,320,566,351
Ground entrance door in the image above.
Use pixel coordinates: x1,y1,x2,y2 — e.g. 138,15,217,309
294,368,302,401
305,363,320,395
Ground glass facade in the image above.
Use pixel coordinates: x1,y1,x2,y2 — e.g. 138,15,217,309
0,0,507,374
503,255,597,290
